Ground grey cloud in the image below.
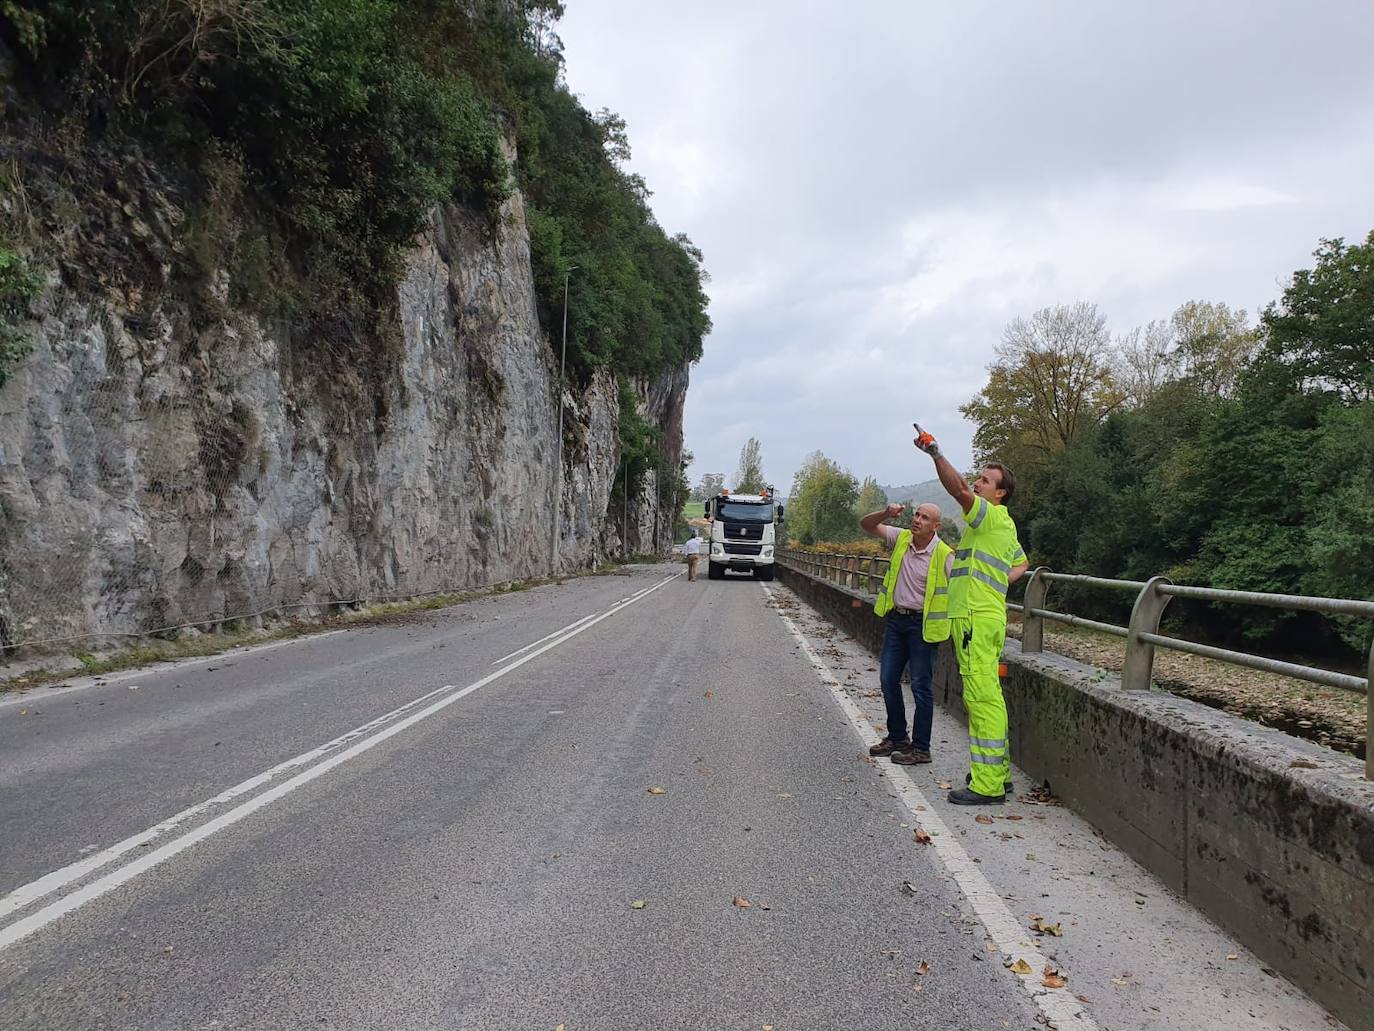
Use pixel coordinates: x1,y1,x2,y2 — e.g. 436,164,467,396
557,0,1374,489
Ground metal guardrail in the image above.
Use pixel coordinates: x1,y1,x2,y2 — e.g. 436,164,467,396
777,548,1374,780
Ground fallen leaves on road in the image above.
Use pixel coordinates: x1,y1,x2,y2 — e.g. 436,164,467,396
630,900,647,909
647,786,666,795
1041,967,1068,989
1227,953,1239,961
696,766,714,776
732,895,752,908
1009,958,1034,975
975,814,995,825
1020,786,1062,806
900,881,917,896
1005,814,1023,821
937,780,952,790
913,828,932,845
917,961,929,975
1030,917,1063,937
703,690,714,699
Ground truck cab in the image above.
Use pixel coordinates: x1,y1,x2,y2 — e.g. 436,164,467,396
703,488,784,580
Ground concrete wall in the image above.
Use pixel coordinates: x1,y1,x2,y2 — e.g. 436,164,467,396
778,563,1374,1031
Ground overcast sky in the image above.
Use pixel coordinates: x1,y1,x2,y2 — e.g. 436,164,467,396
556,1,1374,493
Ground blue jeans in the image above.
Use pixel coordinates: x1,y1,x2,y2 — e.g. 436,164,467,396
879,611,937,751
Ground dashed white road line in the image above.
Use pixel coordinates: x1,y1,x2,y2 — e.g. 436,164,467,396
0,571,681,952
763,584,1098,1031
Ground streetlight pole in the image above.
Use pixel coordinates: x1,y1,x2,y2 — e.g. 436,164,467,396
550,265,577,574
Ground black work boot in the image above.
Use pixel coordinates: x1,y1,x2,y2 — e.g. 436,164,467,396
948,786,1005,805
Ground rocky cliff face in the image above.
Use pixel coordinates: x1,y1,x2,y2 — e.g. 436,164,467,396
0,172,687,652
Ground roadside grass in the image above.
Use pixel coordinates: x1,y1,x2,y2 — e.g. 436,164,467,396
1005,619,1366,760
0,558,673,696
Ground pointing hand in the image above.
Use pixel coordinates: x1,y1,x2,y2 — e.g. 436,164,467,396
912,422,941,458
885,503,905,519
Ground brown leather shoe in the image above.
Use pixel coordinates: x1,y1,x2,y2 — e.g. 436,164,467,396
869,738,903,757
892,747,932,765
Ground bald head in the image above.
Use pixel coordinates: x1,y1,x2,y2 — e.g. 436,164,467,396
910,502,941,544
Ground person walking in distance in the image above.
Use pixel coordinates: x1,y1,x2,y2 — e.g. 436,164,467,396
912,425,1028,804
858,501,953,765
683,530,703,582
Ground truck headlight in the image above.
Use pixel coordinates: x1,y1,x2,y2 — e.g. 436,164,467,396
762,546,774,557
711,542,723,555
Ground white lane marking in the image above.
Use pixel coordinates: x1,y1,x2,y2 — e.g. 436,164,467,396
0,632,350,710
0,572,681,949
491,613,597,665
0,671,471,922
763,584,1098,1031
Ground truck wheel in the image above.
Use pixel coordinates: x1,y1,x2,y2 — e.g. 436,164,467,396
755,566,776,581
707,562,724,580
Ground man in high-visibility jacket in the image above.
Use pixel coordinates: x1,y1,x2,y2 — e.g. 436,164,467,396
912,427,1028,804
858,501,954,765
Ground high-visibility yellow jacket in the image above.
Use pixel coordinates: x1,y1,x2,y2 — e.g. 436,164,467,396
873,530,953,642
948,495,1026,626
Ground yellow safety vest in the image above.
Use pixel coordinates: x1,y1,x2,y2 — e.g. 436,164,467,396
873,530,953,642
947,496,1026,624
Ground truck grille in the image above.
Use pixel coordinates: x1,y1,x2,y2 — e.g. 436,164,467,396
724,522,763,541
724,543,762,556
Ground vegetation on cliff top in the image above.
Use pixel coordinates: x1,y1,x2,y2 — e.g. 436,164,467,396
0,0,709,381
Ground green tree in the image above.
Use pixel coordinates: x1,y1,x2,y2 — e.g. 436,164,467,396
1167,300,1259,399
961,302,1124,476
1259,231,1374,402
788,452,859,546
733,437,767,493
854,475,887,517
692,472,724,501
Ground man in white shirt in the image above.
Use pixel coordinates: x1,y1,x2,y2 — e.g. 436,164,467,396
857,502,954,764
682,530,703,581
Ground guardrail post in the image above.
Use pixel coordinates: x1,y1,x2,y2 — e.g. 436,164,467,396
1366,635,1372,781
1124,575,1173,691
1022,566,1050,653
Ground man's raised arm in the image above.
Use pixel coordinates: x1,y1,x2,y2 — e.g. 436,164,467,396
912,424,975,515
860,503,905,539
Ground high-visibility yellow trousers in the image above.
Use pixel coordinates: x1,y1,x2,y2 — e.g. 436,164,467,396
950,615,1010,797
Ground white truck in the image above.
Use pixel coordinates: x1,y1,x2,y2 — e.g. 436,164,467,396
702,488,784,580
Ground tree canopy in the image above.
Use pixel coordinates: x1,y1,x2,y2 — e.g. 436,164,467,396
788,452,859,546
733,438,767,494
963,232,1374,657
0,0,709,382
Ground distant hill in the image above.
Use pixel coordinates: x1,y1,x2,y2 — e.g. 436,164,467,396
879,478,949,510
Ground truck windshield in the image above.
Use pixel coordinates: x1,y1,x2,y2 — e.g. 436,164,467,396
716,501,773,523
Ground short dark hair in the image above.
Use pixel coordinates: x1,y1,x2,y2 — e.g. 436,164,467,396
986,463,1015,504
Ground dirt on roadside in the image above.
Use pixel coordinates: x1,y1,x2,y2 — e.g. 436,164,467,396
1005,622,1366,761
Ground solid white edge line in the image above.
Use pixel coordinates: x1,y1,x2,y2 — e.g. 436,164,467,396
0,571,681,947
490,612,597,665
762,583,1099,1031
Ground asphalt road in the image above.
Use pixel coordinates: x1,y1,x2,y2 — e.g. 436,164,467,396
0,564,1344,1030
